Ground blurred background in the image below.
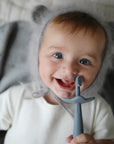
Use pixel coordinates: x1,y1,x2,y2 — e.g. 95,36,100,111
0,0,114,25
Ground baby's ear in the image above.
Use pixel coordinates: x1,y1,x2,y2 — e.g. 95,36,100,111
32,5,50,23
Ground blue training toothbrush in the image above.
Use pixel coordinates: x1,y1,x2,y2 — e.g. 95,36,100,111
61,75,95,138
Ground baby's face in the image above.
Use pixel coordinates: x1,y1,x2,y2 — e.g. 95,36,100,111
39,24,105,101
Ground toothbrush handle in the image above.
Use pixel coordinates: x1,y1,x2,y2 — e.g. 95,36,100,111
73,103,83,138
76,86,80,96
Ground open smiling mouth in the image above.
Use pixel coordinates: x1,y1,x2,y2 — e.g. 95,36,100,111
55,78,75,91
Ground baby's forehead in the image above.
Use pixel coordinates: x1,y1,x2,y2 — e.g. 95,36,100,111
41,22,106,57
44,22,106,41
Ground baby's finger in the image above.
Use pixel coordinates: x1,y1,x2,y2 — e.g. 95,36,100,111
66,135,73,143
71,133,95,144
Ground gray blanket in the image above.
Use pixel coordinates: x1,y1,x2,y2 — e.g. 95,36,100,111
0,21,33,93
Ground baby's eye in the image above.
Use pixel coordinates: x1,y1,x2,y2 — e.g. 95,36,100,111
53,52,63,59
80,59,90,65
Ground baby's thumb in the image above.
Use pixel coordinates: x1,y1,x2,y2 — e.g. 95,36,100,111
66,135,73,143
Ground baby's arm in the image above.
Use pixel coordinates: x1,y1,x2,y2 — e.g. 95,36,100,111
66,134,114,144
0,85,23,130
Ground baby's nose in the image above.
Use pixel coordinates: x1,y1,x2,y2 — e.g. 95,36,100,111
62,61,79,75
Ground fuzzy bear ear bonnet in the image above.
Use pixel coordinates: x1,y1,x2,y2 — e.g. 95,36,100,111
29,5,113,98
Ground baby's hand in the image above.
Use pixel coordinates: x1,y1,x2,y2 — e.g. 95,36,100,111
66,133,96,144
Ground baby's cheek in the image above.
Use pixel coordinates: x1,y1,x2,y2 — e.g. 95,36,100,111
80,74,95,91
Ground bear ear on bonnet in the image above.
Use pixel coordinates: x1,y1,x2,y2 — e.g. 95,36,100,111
32,5,50,24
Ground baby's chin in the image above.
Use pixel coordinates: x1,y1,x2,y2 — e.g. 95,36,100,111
53,89,75,99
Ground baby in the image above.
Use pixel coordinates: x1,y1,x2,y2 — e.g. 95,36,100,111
38,10,114,144
0,7,114,144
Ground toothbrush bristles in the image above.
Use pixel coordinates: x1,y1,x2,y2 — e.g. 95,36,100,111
76,76,83,86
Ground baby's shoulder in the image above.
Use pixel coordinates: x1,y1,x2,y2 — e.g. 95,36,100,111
0,82,41,102
91,94,113,114
94,95,110,107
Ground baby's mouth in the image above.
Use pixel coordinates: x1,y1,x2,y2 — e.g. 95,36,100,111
55,78,75,91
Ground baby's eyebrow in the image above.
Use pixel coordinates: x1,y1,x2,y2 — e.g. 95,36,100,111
48,46,64,51
87,54,95,58
86,54,97,60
